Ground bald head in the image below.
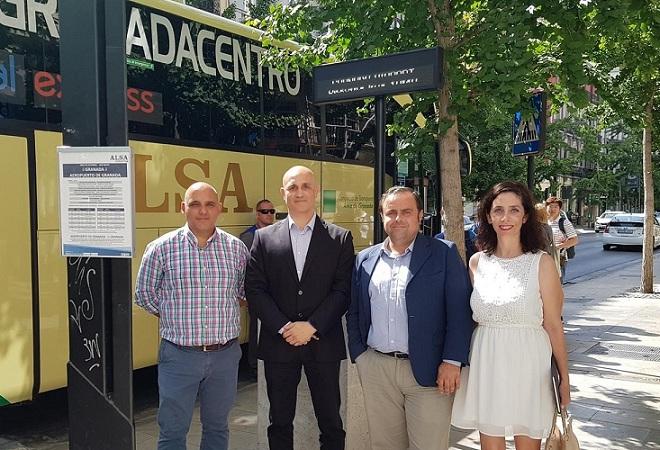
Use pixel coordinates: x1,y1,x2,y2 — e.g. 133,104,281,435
281,165,318,220
184,182,219,204
181,182,221,241
282,165,316,187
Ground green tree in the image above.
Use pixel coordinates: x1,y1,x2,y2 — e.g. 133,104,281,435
585,1,660,292
248,0,277,21
460,112,527,200
251,1,591,260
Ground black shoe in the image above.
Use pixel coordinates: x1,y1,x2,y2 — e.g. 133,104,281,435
249,367,258,382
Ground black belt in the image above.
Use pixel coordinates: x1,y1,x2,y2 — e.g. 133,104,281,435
170,338,236,352
374,349,409,359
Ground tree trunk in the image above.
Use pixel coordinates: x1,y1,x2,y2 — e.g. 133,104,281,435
430,0,467,264
641,99,654,293
437,108,466,263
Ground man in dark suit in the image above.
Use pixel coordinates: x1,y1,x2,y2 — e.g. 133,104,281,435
240,198,276,380
347,186,472,450
246,166,354,450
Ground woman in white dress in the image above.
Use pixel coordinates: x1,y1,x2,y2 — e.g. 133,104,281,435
452,181,570,450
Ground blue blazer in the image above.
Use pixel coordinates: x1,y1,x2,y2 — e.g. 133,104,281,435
346,234,473,387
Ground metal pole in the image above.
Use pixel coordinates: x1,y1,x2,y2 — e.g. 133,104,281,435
320,104,327,157
373,96,386,244
435,141,442,235
104,0,133,418
60,0,134,448
527,155,535,190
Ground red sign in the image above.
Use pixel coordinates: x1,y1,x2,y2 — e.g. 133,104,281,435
33,71,163,125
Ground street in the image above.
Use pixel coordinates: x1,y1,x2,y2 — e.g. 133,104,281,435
565,230,657,284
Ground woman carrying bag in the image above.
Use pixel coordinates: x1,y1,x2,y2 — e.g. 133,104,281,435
452,181,572,450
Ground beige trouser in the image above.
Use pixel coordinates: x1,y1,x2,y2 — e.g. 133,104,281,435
355,348,453,450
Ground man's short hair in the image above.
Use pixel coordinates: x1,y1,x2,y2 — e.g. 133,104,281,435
255,199,272,209
545,196,563,208
379,186,423,212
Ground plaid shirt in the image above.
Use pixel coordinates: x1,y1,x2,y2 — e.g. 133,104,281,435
135,224,249,346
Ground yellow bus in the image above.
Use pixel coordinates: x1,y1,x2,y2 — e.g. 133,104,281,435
0,0,380,406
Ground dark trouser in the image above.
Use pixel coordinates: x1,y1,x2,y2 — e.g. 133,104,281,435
264,360,345,450
248,314,258,370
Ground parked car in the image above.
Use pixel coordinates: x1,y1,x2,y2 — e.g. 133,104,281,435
602,213,660,250
594,210,627,232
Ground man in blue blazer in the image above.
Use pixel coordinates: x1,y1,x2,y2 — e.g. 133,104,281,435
346,186,473,450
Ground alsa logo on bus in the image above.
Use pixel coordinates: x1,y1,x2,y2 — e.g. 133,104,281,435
33,70,163,125
126,7,300,96
134,156,252,214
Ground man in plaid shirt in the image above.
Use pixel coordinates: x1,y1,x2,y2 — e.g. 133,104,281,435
135,181,249,450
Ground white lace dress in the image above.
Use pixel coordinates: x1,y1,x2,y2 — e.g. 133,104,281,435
451,252,555,439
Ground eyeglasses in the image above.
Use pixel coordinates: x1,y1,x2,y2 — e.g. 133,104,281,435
257,209,276,214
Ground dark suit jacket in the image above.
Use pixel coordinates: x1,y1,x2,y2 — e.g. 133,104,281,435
246,216,354,362
347,234,473,386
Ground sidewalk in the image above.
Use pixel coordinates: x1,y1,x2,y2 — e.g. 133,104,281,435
553,256,660,450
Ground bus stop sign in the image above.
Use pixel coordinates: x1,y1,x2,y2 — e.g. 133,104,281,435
313,47,442,104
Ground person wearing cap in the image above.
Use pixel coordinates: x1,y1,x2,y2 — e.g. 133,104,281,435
545,196,578,284
240,199,277,379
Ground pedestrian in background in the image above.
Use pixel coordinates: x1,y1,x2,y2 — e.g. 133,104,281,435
434,222,479,261
240,199,276,380
348,186,472,450
246,166,354,450
135,182,249,450
240,199,276,250
535,203,561,276
545,196,578,284
452,181,571,450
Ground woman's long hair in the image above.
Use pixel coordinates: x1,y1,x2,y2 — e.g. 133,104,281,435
477,181,545,255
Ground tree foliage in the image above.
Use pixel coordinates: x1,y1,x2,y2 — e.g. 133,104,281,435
581,0,659,291
249,0,594,259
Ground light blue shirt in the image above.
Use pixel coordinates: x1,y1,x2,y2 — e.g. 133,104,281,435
367,237,414,354
288,215,316,281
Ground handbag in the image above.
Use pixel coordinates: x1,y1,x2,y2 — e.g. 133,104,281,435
544,409,580,450
546,357,580,450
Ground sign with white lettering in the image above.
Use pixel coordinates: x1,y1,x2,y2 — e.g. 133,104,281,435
125,4,301,96
58,147,134,258
313,47,442,104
